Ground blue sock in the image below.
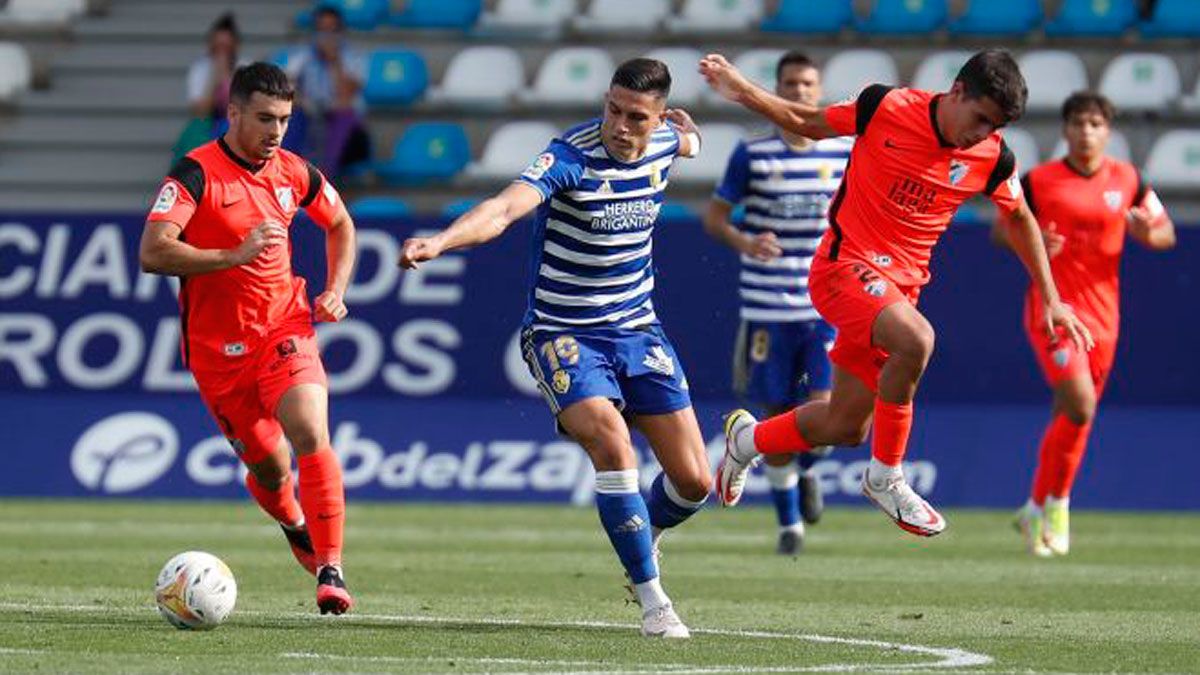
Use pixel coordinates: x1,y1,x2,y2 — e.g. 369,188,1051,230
764,462,801,528
595,470,657,584
797,451,818,472
646,473,706,531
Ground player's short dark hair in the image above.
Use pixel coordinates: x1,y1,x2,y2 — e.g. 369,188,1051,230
955,48,1027,124
1061,90,1115,123
209,12,239,40
611,58,671,98
230,62,294,104
776,51,817,81
313,4,345,29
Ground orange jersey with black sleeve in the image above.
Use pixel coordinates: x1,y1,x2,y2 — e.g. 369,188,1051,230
1021,157,1164,341
145,138,343,370
820,85,1025,287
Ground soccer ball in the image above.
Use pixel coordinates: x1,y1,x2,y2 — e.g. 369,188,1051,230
154,551,237,630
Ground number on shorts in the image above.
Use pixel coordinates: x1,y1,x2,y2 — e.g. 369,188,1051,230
540,335,580,370
750,329,770,363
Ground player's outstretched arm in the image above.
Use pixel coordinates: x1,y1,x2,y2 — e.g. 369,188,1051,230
139,219,286,276
399,182,543,269
699,54,838,140
315,205,356,322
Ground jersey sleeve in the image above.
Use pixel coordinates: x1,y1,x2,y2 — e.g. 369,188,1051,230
299,162,343,228
514,139,585,201
823,83,893,137
984,140,1023,214
147,157,205,228
713,142,749,205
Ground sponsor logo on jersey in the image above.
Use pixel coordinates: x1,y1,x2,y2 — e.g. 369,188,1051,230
223,342,246,357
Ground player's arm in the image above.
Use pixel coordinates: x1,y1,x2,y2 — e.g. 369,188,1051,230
665,108,701,158
991,174,1064,258
700,54,839,140
139,219,286,276
399,182,543,269
1127,185,1176,251
702,199,781,261
299,164,356,322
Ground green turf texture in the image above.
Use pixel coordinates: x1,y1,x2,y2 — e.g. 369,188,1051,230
0,500,1196,673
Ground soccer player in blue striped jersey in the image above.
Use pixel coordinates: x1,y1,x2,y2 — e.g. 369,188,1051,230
703,52,851,556
401,58,705,638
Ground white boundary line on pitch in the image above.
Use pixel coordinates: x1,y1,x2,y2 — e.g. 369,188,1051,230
0,602,992,672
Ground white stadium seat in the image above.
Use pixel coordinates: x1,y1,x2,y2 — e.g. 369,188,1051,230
703,49,785,107
1099,53,1181,112
572,0,670,34
519,47,615,105
1051,129,1131,163
666,0,764,34
1002,128,1040,174
1018,51,1089,112
0,43,32,101
465,121,561,179
1143,130,1200,189
911,50,973,93
2,0,86,22
643,47,705,105
429,46,524,106
670,123,746,183
476,0,577,36
821,50,899,104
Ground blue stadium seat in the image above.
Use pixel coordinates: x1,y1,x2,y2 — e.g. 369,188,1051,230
348,196,411,219
363,50,429,105
390,0,482,29
948,0,1041,35
376,123,470,186
856,0,947,35
760,0,853,34
298,0,389,30
1045,0,1136,36
1140,0,1200,38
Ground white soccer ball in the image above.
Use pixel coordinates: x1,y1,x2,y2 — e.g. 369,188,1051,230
154,551,237,630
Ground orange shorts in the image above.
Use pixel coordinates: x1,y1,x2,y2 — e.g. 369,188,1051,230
192,330,327,465
1023,301,1115,393
809,255,920,392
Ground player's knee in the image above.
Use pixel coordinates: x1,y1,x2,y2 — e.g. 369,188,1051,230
248,458,289,490
285,424,330,456
892,321,936,369
573,417,633,470
670,471,712,502
829,418,870,446
1062,396,1097,426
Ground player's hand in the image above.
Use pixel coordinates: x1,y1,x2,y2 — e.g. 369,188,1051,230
1045,301,1094,353
1126,206,1158,239
699,53,751,103
744,232,782,261
314,290,348,323
1041,221,1065,258
399,236,444,270
228,221,287,267
665,108,699,137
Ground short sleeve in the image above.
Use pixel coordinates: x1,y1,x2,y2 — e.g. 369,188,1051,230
823,83,893,137
148,157,204,227
713,142,749,205
985,141,1022,214
514,140,585,201
299,162,342,228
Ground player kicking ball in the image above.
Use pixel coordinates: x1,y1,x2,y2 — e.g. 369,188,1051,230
992,91,1176,556
401,59,705,638
140,63,356,614
701,49,1093,536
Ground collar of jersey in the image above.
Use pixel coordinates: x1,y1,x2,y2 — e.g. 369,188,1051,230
927,95,955,149
218,136,267,174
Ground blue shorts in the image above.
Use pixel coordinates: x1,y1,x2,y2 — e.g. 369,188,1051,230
733,319,835,407
521,324,692,425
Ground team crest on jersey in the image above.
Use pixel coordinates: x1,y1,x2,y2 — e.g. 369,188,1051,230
551,369,571,394
649,167,661,188
864,279,888,297
522,153,555,181
819,162,834,182
1103,190,1123,212
275,186,295,212
151,182,177,214
948,160,970,186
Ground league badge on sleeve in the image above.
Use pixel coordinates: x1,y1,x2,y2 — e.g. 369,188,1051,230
522,153,556,181
151,183,178,214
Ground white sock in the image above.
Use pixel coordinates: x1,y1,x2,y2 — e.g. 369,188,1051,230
1045,495,1070,510
1025,498,1043,514
867,457,902,489
651,526,664,550
764,462,799,491
635,577,670,612
781,522,805,535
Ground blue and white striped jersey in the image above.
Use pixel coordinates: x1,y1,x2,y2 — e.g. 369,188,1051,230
715,132,853,322
516,118,683,332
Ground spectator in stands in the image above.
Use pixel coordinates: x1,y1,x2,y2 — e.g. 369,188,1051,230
286,5,371,180
174,13,244,162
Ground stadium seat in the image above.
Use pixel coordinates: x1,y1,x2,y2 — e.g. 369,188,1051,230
670,124,745,183
348,196,411,219
1044,0,1136,36
856,0,948,35
0,42,33,102
428,46,524,107
363,50,429,105
1051,129,1131,163
1143,130,1200,188
572,0,670,34
475,0,576,37
703,49,785,107
659,202,698,223
1099,53,1181,112
948,0,1042,35
666,0,764,35
1019,51,1089,113
390,0,482,29
821,50,900,104
302,0,388,30
1001,127,1039,174
760,0,853,34
268,47,300,71
2,0,86,22
1140,0,1200,38
465,121,560,179
375,123,471,186
911,50,972,92
643,48,706,105
520,47,614,105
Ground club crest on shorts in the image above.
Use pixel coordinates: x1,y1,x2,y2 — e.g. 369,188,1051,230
863,279,888,297
551,369,571,394
276,338,298,358
1103,190,1123,212
949,160,969,186
1052,347,1071,370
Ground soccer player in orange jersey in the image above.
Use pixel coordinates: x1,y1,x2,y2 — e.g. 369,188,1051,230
992,92,1175,556
138,63,357,614
701,49,1093,537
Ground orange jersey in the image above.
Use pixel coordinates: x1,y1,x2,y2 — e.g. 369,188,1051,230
1022,156,1163,341
821,86,1024,287
146,138,342,370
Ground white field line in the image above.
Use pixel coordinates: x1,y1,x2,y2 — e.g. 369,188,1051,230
0,602,992,672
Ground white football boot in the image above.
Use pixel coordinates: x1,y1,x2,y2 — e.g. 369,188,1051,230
1043,498,1070,555
861,466,947,537
641,603,690,638
715,409,760,507
1014,502,1052,558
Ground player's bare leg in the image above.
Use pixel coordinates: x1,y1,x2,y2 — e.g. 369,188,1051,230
1026,370,1097,555
559,399,689,638
630,407,711,552
276,383,351,614
244,438,317,575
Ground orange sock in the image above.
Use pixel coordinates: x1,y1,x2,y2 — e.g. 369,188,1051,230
871,400,912,467
297,448,345,568
753,409,812,455
1031,415,1091,505
245,472,304,527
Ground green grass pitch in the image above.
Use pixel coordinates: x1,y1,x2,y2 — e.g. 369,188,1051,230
0,500,1197,673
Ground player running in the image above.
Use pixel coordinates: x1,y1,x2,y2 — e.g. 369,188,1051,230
703,51,850,555
701,49,1093,536
992,91,1175,557
139,63,356,614
400,59,704,638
